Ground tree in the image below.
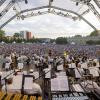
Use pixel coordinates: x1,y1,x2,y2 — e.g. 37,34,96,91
55,37,68,44
86,40,100,45
15,38,23,43
13,33,20,38
86,40,94,45
0,30,5,42
28,36,35,43
0,30,5,37
90,30,99,36
50,39,55,43
2,37,8,43
74,35,82,37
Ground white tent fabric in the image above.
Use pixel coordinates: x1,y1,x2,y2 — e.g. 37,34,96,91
0,0,100,31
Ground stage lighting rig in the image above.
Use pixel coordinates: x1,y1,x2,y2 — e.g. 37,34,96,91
72,0,100,20
0,13,2,17
0,0,6,6
76,2,79,6
25,0,28,4
0,0,26,20
72,16,78,21
72,0,91,6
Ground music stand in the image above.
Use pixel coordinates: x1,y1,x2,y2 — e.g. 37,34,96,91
21,75,34,94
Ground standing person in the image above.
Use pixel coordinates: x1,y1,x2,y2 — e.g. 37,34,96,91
53,57,57,71
26,57,30,66
97,50,100,65
48,49,52,57
26,57,31,72
0,72,1,89
11,52,17,69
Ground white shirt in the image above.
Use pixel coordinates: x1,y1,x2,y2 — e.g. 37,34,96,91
57,64,64,71
43,68,51,78
89,67,100,77
69,63,76,68
2,84,21,93
5,56,12,63
81,62,88,69
24,83,42,95
18,63,23,69
81,80,100,92
75,68,84,78
5,63,10,69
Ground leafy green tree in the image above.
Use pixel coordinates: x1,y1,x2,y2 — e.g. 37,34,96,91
13,33,20,38
55,37,68,44
0,30,5,37
2,37,8,43
90,30,99,36
27,36,35,43
86,40,100,45
50,39,55,43
74,35,82,37
0,30,5,42
15,38,23,43
32,38,42,43
86,40,94,45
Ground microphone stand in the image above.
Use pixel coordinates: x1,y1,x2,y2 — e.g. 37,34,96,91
4,78,7,93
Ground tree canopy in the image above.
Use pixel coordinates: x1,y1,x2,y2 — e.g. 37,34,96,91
74,35,82,37
13,33,20,38
89,30,99,36
86,40,100,45
55,37,68,44
0,30,5,37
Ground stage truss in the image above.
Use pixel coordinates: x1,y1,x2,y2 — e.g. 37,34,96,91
0,0,100,31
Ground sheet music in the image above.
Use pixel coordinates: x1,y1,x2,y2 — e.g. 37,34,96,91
89,67,99,77
75,68,82,78
81,63,88,69
24,77,33,89
59,76,69,91
51,76,69,91
12,75,22,89
43,68,51,78
51,78,59,91
72,84,84,92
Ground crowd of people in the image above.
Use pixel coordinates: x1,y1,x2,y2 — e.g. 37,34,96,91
0,43,100,59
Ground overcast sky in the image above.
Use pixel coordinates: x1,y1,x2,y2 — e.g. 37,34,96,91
0,0,100,38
